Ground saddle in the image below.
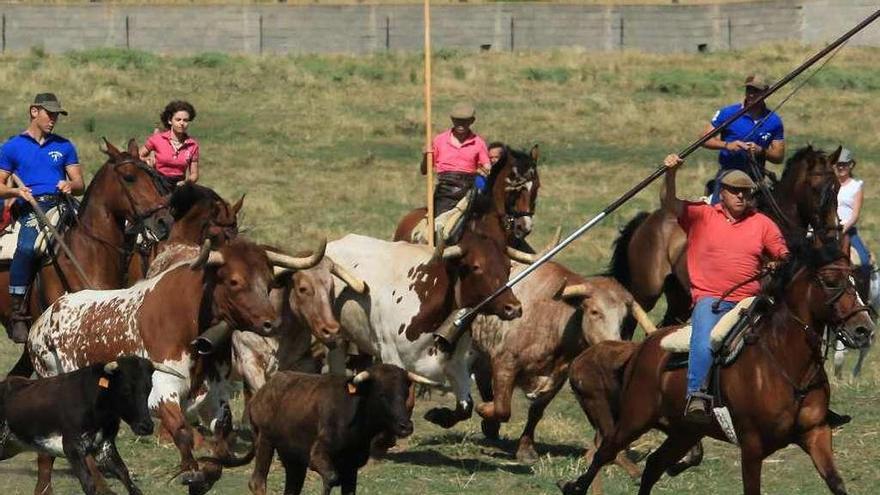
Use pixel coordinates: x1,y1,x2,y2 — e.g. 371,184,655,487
0,205,68,265
662,296,766,370
407,192,473,245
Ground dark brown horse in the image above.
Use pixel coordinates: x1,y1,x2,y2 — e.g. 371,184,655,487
559,239,874,495
127,183,243,282
609,145,843,327
393,144,541,248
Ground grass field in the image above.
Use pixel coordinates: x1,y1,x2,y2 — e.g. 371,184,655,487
0,43,879,494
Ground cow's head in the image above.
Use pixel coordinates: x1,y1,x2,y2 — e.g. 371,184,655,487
190,238,326,336
274,255,366,345
556,277,649,346
348,364,419,438
101,356,184,436
439,214,524,320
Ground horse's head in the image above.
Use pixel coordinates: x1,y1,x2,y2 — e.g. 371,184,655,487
169,183,241,246
777,240,874,350
490,145,540,240
778,145,841,241
94,138,173,240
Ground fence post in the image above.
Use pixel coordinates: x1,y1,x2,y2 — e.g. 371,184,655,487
385,15,390,51
125,15,130,49
510,16,515,51
619,16,624,50
2,13,7,53
727,17,733,50
259,14,264,55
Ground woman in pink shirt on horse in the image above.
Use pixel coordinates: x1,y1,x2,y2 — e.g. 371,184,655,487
139,100,200,191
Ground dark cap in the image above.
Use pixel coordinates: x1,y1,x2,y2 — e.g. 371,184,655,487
743,74,769,92
31,93,68,115
719,169,756,189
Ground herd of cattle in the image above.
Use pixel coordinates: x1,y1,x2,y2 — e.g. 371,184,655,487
0,139,843,495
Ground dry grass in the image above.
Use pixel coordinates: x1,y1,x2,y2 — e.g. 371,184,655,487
0,44,878,493
10,1,770,6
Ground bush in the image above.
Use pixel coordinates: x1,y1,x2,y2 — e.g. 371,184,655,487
643,68,730,97
522,67,571,84
807,66,880,91
65,48,158,70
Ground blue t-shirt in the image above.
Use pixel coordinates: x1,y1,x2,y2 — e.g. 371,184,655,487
0,132,79,196
711,103,784,176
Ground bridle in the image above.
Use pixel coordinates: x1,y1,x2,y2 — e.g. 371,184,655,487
501,166,537,234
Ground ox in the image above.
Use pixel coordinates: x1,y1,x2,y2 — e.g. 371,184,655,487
232,255,367,399
471,263,656,463
0,356,183,495
214,364,421,495
27,238,324,495
326,226,534,428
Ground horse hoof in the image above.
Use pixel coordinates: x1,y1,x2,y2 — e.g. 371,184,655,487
516,447,540,465
555,480,582,495
480,419,500,440
423,408,458,428
179,470,206,486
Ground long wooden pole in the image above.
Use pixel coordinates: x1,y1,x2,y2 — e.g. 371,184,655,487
423,0,434,248
452,8,880,330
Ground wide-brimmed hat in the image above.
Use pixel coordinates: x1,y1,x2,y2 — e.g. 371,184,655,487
31,93,68,115
743,74,769,92
450,102,475,120
837,148,854,164
719,169,756,189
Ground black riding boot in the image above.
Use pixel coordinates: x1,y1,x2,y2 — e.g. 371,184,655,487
827,409,852,429
8,294,31,344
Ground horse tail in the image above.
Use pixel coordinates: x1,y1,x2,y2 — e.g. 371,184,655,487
606,211,650,288
8,348,33,377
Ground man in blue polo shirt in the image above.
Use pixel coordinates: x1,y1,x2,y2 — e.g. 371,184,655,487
701,74,785,203
0,93,84,343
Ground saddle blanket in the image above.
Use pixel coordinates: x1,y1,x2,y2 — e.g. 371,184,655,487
660,297,755,353
0,206,63,263
407,195,470,245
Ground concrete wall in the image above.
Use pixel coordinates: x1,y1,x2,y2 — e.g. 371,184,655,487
0,1,877,55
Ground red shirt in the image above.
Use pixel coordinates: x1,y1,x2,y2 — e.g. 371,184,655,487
431,129,490,174
679,202,788,303
144,130,200,179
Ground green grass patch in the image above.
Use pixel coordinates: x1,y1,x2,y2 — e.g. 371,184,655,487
523,66,572,84
64,48,159,70
642,68,731,97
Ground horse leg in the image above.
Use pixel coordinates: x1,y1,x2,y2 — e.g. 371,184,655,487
833,340,846,379
637,433,702,495
34,454,55,495
558,423,650,495
799,426,847,495
740,435,765,495
665,441,704,477
516,380,564,464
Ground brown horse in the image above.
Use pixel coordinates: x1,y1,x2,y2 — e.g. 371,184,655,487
393,144,540,248
559,239,874,495
609,145,843,326
127,183,243,282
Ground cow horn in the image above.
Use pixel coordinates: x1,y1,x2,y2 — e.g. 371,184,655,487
629,300,658,335
267,239,327,270
406,371,442,387
152,362,187,379
351,370,371,384
561,284,591,299
507,226,562,264
330,259,367,294
103,361,119,374
190,240,212,270
441,245,464,260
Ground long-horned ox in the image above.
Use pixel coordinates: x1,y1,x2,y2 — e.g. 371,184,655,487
27,237,325,495
326,224,536,428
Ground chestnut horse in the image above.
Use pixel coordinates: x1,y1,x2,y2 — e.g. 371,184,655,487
393,144,540,248
559,239,874,495
609,145,843,327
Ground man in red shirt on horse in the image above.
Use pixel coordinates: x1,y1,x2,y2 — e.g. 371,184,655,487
662,154,788,421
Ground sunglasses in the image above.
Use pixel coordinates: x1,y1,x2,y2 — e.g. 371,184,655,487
835,162,853,168
721,185,754,196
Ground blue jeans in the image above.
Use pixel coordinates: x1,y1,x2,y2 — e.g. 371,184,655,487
848,227,872,277
9,200,56,295
687,297,736,396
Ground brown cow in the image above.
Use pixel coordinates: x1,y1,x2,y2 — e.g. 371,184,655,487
471,262,656,463
214,364,422,495
27,238,325,495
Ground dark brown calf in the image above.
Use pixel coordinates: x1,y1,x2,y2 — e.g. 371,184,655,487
216,364,416,495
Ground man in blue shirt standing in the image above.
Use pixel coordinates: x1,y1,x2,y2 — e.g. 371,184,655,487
0,93,84,342
701,74,786,203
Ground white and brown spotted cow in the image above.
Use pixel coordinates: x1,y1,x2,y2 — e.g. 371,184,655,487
470,262,656,463
27,238,324,495
326,228,531,429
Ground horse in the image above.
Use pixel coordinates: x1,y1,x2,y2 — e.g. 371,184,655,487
559,238,874,495
608,145,843,327
393,144,541,248
126,183,243,283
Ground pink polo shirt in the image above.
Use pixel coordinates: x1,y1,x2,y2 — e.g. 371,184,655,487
431,129,490,174
679,201,788,303
144,130,200,179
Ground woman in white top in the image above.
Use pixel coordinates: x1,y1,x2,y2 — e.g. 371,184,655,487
836,148,871,274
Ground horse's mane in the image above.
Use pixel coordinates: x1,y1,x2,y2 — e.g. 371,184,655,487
605,211,651,288
169,183,224,220
761,237,845,315
779,145,826,184
476,145,537,216
77,159,114,214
